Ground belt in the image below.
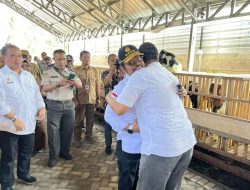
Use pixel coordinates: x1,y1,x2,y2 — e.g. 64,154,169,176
47,99,72,104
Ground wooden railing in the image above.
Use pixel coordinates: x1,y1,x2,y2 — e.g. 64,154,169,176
93,66,250,165
175,72,250,165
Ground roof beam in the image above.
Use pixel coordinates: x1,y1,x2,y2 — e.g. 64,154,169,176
99,0,120,18
176,0,197,20
142,0,159,14
208,0,231,21
30,0,86,33
0,0,62,37
71,0,104,24
86,0,122,28
233,0,250,17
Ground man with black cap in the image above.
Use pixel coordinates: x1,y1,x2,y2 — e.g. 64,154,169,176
105,45,143,190
66,55,74,69
106,42,196,190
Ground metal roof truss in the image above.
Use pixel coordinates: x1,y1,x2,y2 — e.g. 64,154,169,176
0,0,63,37
65,0,250,41
1,0,250,41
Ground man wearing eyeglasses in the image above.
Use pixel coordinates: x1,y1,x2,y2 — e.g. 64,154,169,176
104,45,143,190
106,42,196,190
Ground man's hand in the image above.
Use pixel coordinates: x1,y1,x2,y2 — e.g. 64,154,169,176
59,79,70,87
41,90,47,97
177,87,187,98
110,63,116,74
106,91,112,99
74,100,80,109
95,98,100,107
37,108,46,121
69,80,81,88
13,118,25,131
133,120,140,133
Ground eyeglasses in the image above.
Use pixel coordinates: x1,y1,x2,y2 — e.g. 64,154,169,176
127,56,143,66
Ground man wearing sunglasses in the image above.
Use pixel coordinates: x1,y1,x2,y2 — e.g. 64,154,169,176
106,42,196,190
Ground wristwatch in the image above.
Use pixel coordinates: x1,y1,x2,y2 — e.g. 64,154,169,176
10,116,17,123
127,124,133,134
56,84,61,88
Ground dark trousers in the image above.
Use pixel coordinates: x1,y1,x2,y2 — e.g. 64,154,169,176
74,104,95,140
47,100,75,159
104,121,112,147
116,140,140,190
33,121,46,152
0,131,34,188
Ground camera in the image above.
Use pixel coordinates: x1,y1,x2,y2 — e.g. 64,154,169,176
114,59,123,70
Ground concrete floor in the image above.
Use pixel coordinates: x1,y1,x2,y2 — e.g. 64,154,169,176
9,123,230,190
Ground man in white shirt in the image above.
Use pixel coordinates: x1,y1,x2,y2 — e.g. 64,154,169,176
106,42,196,190
0,44,46,190
105,45,143,190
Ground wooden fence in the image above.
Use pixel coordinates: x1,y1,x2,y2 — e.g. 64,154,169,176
176,72,250,165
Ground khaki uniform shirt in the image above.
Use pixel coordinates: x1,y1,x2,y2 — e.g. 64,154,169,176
0,63,5,69
41,66,82,101
75,65,100,104
30,63,42,85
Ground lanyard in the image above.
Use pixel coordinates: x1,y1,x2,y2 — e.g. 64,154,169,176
53,66,67,79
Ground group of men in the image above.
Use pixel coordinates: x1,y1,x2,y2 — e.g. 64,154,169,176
0,41,196,190
0,44,101,190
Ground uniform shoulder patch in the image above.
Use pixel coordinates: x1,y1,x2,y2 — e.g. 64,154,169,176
67,67,75,72
74,65,81,70
42,72,49,80
45,66,53,71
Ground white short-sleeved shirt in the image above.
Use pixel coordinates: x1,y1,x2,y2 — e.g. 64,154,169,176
117,62,196,157
104,76,141,154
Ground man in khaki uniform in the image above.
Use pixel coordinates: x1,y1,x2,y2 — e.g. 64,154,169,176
41,49,82,168
74,50,100,145
0,49,4,69
21,50,42,85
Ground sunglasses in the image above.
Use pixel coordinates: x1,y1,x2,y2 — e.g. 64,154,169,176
127,56,143,66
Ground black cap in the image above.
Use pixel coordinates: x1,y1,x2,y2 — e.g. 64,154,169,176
66,54,73,61
138,42,158,63
118,45,143,64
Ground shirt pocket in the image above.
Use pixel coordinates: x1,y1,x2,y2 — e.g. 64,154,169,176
5,83,22,98
50,76,59,84
89,76,96,83
24,79,36,95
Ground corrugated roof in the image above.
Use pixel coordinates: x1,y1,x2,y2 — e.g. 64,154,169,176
1,0,247,38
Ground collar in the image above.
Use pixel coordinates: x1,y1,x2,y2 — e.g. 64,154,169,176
80,65,90,70
146,61,161,68
125,74,130,79
54,66,66,72
2,65,25,76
